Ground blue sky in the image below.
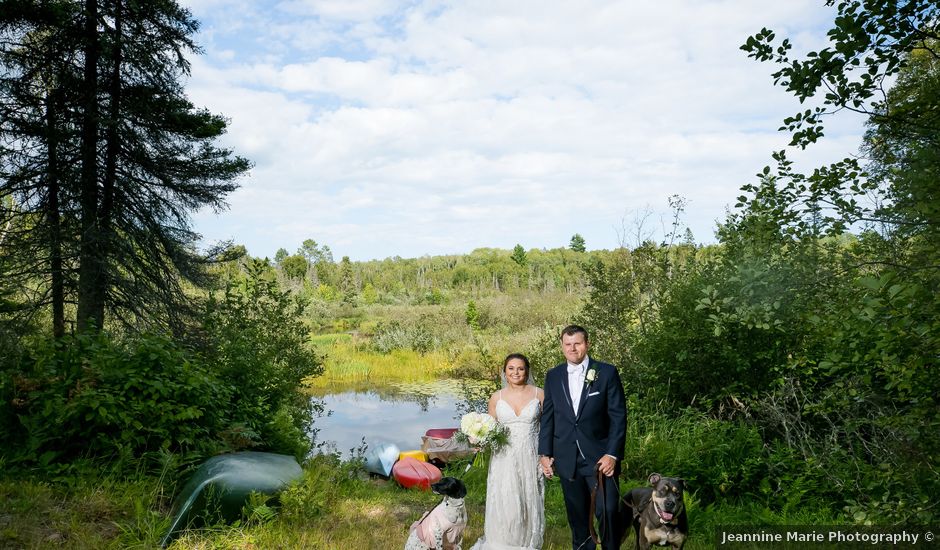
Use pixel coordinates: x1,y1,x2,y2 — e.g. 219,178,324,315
180,0,867,261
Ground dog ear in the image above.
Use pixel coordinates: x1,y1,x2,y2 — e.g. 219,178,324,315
453,480,467,499
676,478,686,491
648,473,662,485
432,477,450,496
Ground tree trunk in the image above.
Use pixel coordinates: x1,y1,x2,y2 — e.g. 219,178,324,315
76,0,102,332
45,88,65,338
100,0,122,283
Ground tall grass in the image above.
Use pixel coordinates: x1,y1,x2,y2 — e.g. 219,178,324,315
0,473,172,549
305,336,458,388
308,333,352,347
621,401,768,504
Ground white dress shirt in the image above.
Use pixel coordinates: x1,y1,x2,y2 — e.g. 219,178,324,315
566,356,589,413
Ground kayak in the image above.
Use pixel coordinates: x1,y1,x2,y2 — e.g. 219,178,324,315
392,456,442,490
364,442,400,477
425,427,458,439
398,449,428,462
160,452,303,547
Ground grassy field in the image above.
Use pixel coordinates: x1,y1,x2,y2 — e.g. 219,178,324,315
1,452,841,550
0,472,172,549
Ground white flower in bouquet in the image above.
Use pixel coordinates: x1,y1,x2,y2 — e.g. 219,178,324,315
460,412,493,444
455,411,509,452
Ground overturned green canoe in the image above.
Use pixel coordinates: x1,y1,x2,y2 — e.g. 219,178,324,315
160,451,303,547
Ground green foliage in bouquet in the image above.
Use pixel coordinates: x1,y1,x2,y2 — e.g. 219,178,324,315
454,412,509,454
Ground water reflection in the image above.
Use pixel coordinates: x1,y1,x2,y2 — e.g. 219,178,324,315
308,379,492,458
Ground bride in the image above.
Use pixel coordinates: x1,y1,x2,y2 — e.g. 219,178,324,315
471,353,545,550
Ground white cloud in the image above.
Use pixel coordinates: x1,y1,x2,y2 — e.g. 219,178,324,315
276,0,403,21
183,0,866,260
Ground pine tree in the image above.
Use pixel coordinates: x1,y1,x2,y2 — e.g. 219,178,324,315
510,244,527,266
569,233,586,252
0,0,251,334
0,1,83,337
339,255,356,304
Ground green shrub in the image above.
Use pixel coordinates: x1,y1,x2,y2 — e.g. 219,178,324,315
370,320,437,354
3,256,330,469
278,453,365,523
201,259,323,457
4,333,228,466
622,406,766,504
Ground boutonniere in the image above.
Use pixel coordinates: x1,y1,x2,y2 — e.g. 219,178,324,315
584,366,597,384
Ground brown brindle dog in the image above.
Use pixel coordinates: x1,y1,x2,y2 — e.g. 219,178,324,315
622,473,688,549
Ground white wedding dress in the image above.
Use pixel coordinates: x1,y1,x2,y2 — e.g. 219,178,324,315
471,389,545,550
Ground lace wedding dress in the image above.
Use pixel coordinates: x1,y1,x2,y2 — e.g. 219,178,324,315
471,389,545,550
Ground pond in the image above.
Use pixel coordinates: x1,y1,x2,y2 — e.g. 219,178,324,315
307,379,491,459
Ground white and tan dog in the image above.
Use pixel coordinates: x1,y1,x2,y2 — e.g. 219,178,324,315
404,477,468,550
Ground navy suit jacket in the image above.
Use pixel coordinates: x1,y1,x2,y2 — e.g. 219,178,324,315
538,358,627,480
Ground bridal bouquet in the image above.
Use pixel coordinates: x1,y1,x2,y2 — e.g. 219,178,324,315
454,411,509,453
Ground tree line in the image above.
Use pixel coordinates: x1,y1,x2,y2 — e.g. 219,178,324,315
263,236,600,306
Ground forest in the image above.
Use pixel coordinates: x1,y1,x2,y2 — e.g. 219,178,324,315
1,1,938,548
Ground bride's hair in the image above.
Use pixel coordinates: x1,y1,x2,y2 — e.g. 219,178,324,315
502,353,534,387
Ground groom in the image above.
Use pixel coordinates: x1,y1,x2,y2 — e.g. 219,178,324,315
539,325,627,550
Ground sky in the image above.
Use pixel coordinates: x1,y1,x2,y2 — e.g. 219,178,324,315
180,0,867,261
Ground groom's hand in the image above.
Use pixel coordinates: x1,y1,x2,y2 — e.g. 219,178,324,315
597,455,616,477
539,456,554,478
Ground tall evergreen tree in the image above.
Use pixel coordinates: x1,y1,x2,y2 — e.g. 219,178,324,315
569,233,586,253
510,244,527,266
1,1,83,337
339,255,355,304
83,0,250,332
1,0,251,334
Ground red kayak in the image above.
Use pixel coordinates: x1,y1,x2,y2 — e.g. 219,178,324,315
392,457,442,490
424,428,458,439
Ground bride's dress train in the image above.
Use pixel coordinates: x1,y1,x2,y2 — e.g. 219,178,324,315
471,390,544,550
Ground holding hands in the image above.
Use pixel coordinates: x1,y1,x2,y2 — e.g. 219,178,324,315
540,455,614,477
539,456,554,478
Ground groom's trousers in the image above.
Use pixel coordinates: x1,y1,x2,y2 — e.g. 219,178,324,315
560,455,622,550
